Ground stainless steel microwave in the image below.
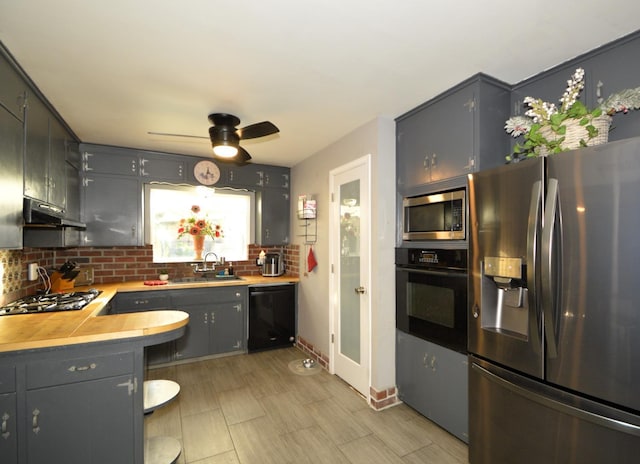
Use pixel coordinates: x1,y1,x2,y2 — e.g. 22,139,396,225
402,188,465,240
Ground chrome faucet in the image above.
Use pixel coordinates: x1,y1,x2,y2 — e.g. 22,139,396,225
193,252,218,273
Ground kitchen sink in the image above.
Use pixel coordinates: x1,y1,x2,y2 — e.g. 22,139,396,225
169,275,244,284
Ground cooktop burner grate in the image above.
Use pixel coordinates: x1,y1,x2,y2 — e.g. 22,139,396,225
0,289,101,316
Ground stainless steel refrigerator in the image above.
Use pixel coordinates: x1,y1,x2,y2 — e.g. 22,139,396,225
468,137,640,464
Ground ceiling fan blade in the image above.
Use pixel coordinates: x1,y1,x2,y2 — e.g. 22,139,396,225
235,146,252,165
147,131,208,140
238,121,279,140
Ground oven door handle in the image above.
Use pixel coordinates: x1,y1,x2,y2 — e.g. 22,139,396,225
396,267,467,278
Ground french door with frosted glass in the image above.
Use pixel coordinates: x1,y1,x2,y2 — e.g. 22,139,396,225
330,155,371,398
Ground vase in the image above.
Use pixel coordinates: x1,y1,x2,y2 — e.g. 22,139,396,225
192,235,205,260
539,115,611,155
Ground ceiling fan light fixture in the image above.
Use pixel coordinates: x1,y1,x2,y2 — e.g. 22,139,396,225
210,124,240,158
212,143,238,158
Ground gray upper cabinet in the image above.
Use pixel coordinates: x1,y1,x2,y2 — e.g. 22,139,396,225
81,173,141,246
396,74,510,191
0,104,23,249
80,145,141,246
0,49,24,249
82,145,138,176
48,118,69,209
510,62,581,118
0,51,26,121
585,33,640,142
139,152,185,181
24,94,50,203
257,188,290,245
259,166,290,189
512,30,640,145
226,165,264,186
23,94,71,209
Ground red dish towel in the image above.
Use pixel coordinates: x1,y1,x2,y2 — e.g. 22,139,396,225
307,246,318,272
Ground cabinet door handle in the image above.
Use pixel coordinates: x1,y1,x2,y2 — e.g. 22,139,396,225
234,304,242,312
1,412,10,439
596,80,604,104
68,363,97,372
116,377,138,396
464,156,475,170
32,408,40,434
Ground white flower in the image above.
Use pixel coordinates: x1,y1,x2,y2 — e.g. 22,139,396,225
504,116,533,137
559,68,585,112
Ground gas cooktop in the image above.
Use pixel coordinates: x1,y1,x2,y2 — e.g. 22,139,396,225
0,289,101,316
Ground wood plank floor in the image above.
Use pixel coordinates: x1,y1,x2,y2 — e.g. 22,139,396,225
144,347,468,464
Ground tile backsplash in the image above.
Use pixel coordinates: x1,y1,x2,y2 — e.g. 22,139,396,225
0,250,23,294
1,244,299,304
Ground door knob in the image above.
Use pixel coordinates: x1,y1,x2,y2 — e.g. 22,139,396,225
355,286,366,294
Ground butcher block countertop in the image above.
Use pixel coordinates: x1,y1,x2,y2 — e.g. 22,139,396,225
0,274,297,354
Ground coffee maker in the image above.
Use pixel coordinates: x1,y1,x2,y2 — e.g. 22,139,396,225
258,251,285,276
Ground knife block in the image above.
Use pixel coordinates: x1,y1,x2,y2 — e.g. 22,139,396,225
50,271,75,293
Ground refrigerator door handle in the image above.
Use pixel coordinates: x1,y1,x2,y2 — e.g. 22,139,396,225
541,178,559,358
527,180,542,353
472,361,640,437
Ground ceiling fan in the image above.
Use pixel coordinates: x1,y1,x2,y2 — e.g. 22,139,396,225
148,113,279,165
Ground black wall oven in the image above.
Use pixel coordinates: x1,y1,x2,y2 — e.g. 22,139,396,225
396,248,468,353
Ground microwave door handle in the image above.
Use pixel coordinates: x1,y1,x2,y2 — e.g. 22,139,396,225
527,180,542,354
541,178,559,358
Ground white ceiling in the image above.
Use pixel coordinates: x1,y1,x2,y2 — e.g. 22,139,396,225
1,1,639,167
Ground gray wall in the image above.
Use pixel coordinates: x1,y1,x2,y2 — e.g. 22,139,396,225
291,116,396,393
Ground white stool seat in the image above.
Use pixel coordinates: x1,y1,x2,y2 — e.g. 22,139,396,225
144,436,181,464
143,379,180,414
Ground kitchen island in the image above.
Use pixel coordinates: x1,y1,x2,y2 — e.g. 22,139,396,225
0,288,189,464
0,274,298,463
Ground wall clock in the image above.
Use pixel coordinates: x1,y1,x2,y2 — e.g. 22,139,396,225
193,160,221,185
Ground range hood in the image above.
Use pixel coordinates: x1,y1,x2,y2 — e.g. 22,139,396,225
23,198,86,229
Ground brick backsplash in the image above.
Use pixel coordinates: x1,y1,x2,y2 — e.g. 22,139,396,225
0,244,299,303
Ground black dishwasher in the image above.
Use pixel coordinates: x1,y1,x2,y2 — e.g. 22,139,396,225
248,284,296,352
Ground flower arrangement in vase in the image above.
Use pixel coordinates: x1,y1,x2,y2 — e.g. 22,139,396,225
505,68,640,161
177,205,223,260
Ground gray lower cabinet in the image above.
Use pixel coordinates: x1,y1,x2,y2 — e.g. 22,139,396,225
113,287,247,363
174,287,246,360
26,374,134,464
396,330,468,443
1,345,146,464
396,74,510,191
111,292,174,365
0,366,17,463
